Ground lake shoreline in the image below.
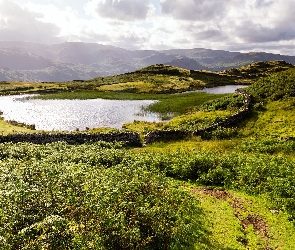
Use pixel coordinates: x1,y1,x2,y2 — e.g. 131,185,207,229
0,85,246,132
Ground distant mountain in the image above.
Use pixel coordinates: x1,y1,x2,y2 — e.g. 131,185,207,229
0,48,53,70
0,41,294,82
167,57,208,70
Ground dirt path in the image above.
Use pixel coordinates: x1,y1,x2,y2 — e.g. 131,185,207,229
192,188,272,249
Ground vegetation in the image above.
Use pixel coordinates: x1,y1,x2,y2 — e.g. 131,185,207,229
1,140,295,249
221,60,294,79
247,68,295,101
1,61,295,249
123,92,244,134
0,142,201,249
0,117,34,135
143,92,228,118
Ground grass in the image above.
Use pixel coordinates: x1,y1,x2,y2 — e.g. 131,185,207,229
0,81,66,94
97,81,156,93
1,141,295,249
33,91,162,100
0,118,34,135
123,92,243,134
191,187,295,249
124,109,232,134
236,98,295,138
0,61,292,97
145,92,228,116
194,190,246,250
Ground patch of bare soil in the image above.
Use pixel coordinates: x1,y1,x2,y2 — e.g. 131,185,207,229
192,188,232,200
242,214,269,238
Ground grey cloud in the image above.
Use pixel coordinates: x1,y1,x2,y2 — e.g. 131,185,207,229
183,22,227,42
94,0,151,21
254,0,275,8
233,0,295,43
160,0,226,21
0,0,60,43
235,21,295,43
193,29,226,41
114,34,147,49
173,38,191,45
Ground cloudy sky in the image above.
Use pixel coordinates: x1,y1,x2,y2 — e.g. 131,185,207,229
0,0,295,55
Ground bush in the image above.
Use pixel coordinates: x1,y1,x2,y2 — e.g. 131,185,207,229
0,142,202,249
128,149,295,221
247,68,295,101
199,93,245,112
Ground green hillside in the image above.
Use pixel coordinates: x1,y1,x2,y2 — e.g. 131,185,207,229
1,61,295,249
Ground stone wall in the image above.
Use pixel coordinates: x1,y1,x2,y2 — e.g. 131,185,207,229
0,132,142,147
144,130,190,144
145,89,252,143
193,89,251,136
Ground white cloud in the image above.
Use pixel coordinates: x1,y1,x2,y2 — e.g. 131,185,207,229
25,3,84,39
0,0,60,43
86,0,153,21
160,0,226,21
231,0,295,44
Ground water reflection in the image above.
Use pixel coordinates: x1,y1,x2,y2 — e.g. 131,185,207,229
0,95,161,131
181,85,248,94
199,85,248,94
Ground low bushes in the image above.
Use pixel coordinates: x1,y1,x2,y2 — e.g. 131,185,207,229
0,142,201,249
247,68,295,102
1,140,295,248
125,148,295,221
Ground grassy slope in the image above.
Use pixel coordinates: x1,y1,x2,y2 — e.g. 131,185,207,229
132,139,295,249
193,188,295,249
236,67,295,139
0,118,34,135
237,98,295,138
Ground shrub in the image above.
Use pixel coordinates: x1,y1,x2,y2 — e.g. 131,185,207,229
0,142,202,249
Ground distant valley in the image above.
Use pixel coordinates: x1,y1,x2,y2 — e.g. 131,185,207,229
1,41,295,82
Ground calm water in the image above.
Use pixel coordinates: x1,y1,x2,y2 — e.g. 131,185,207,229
199,85,248,94
0,85,246,131
0,95,161,131
181,85,248,94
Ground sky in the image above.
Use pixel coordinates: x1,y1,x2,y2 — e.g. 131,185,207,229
0,0,295,55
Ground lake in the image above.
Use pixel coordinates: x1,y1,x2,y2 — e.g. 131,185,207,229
0,85,247,131
0,95,161,131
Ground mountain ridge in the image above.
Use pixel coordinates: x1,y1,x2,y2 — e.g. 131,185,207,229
0,41,295,82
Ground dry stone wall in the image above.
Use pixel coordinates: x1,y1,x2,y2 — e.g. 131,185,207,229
193,89,251,136
145,89,252,144
144,130,190,144
0,132,142,146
